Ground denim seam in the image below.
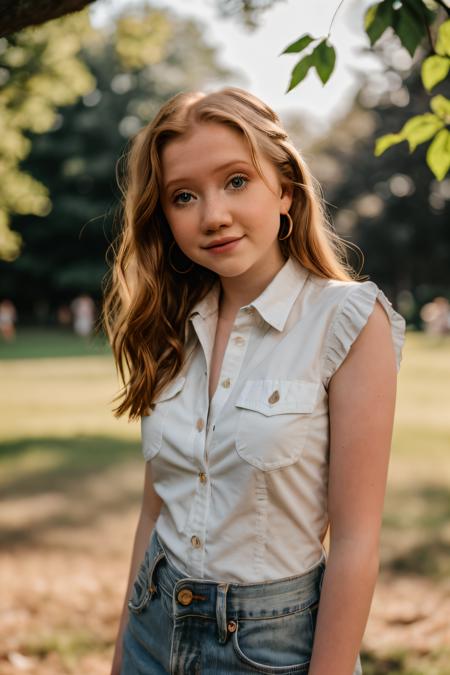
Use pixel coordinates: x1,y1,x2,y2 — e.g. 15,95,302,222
230,601,319,622
232,627,310,673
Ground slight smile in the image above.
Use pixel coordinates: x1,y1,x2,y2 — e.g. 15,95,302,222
203,236,245,254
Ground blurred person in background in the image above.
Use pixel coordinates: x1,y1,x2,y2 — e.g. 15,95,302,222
0,299,17,342
70,293,96,337
420,297,450,338
57,303,73,328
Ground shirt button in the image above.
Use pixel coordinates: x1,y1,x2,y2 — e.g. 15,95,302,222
233,336,245,345
221,377,231,388
198,471,207,483
268,389,280,404
191,535,202,548
196,418,205,431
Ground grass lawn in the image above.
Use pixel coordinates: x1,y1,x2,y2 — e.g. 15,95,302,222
0,327,111,360
0,330,449,674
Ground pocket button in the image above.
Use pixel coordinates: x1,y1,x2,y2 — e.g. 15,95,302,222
268,389,280,404
227,620,237,632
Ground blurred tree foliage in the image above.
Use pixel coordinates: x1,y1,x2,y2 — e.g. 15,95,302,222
0,6,233,319
311,57,449,324
0,11,96,261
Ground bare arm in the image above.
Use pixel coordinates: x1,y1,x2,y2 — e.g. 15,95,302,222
110,461,163,675
308,300,398,675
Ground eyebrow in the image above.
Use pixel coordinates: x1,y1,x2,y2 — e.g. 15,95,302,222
164,159,253,191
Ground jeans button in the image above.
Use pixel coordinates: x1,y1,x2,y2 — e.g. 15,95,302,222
177,588,193,606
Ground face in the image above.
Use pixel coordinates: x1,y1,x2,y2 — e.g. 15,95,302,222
159,122,292,282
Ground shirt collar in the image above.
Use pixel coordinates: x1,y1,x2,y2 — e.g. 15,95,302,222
189,256,310,332
250,256,310,331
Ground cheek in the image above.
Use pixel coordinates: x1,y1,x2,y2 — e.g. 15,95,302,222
249,199,281,232
165,209,196,246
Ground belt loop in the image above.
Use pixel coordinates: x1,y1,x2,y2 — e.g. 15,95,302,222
216,582,229,644
148,551,165,596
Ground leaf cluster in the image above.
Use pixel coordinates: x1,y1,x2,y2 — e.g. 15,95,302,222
0,11,95,260
281,1,450,180
375,18,450,180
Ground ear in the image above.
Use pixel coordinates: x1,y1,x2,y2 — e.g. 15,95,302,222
280,182,293,212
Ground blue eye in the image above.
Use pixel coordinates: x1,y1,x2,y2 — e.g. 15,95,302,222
229,174,247,189
174,192,192,204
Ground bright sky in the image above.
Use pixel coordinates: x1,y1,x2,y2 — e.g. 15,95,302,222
90,0,381,136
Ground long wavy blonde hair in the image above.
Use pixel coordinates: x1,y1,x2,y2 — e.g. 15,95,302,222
102,86,360,420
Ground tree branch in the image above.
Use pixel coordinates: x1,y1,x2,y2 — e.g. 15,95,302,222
434,0,450,17
0,0,97,37
328,0,346,38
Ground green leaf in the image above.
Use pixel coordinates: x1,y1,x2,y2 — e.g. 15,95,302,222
426,128,450,181
364,4,378,32
393,4,426,57
374,132,405,156
401,113,444,152
312,39,336,84
405,0,436,25
430,95,450,122
286,54,315,92
421,55,450,91
365,1,394,45
280,34,315,55
435,19,450,57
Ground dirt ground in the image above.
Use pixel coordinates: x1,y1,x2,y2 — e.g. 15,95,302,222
1,459,450,675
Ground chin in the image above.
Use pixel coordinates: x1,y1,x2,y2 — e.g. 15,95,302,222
216,262,254,278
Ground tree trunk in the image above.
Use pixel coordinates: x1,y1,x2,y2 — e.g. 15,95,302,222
0,0,97,37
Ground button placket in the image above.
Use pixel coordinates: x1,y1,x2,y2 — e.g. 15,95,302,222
209,312,253,430
186,306,254,579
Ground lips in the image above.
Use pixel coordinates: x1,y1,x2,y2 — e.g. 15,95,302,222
204,236,243,249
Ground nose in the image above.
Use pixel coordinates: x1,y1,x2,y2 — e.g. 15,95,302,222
201,194,233,232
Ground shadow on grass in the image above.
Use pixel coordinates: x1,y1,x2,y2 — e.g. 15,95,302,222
361,648,450,675
361,649,424,675
0,434,142,550
383,484,450,579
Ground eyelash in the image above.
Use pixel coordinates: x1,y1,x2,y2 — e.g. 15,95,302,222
172,174,249,206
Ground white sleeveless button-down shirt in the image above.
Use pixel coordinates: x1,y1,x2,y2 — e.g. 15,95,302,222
141,256,406,582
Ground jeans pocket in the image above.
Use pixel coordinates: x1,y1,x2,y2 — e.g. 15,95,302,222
127,552,152,615
231,601,318,673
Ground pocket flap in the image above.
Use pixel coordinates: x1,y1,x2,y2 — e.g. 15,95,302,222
235,379,320,416
153,375,186,403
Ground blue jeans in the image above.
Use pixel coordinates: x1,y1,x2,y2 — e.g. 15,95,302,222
121,529,363,674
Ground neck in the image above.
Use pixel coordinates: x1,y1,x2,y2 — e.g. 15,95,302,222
218,249,287,320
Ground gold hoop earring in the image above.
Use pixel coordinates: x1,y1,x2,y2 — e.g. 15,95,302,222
278,212,293,241
168,241,195,274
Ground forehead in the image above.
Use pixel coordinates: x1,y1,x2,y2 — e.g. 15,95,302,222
160,122,255,179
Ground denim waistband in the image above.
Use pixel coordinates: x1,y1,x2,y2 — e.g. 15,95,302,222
144,528,326,644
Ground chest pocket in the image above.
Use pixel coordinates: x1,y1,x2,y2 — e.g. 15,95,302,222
234,379,320,471
141,376,186,461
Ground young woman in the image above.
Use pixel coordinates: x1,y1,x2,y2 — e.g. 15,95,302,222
104,87,406,675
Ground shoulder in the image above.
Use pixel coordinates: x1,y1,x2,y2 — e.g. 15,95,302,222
309,275,406,387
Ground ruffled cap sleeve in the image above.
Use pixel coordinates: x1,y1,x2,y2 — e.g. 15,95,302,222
323,281,406,387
